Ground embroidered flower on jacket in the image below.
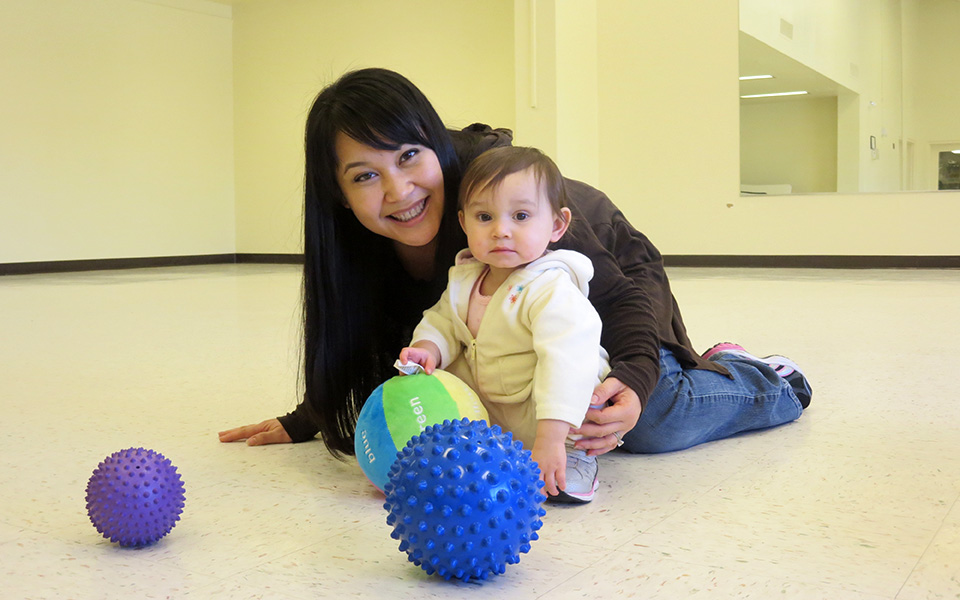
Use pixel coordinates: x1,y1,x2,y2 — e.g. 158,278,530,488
508,285,525,306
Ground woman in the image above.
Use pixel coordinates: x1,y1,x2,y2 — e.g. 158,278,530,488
219,68,809,458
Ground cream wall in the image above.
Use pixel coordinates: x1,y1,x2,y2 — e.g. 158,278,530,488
904,0,960,190
232,0,516,254
0,0,235,264
513,0,600,186
593,0,742,253
740,97,838,194
739,0,869,93
3,0,957,266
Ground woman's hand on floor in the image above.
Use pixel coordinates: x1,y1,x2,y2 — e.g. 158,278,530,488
571,377,641,456
218,418,292,446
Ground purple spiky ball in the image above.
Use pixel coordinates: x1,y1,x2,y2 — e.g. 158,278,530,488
383,418,547,582
85,447,185,547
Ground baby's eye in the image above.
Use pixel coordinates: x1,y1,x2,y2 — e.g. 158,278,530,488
515,211,531,221
477,213,492,222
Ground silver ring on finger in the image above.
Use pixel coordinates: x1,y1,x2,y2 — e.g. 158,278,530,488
613,431,625,447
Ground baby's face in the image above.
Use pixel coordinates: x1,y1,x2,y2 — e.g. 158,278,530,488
458,168,567,271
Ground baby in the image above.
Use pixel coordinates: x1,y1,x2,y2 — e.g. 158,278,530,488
399,146,610,503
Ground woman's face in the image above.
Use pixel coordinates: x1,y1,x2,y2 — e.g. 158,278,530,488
335,132,445,249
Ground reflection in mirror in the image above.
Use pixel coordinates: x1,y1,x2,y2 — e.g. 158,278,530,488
941,151,960,189
739,0,960,195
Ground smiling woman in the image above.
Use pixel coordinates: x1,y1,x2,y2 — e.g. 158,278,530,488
335,135,445,251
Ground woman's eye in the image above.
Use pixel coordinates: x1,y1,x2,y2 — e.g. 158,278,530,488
399,148,420,164
353,172,375,183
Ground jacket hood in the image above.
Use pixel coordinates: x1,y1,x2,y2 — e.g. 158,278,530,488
449,123,514,167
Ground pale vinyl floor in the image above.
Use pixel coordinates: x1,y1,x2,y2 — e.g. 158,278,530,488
1,264,958,600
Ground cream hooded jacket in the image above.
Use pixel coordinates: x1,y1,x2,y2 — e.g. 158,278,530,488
411,248,611,448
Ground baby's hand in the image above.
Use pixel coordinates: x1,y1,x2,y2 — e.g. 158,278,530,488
531,441,567,497
399,346,438,375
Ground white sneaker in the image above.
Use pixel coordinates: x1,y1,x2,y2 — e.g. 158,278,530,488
551,448,599,504
703,342,812,408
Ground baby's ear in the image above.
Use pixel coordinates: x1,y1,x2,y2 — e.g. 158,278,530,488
550,207,572,242
458,210,466,232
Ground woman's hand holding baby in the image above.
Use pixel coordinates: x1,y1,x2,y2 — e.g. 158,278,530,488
571,376,642,456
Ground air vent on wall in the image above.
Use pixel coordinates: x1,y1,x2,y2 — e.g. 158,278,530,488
780,19,794,39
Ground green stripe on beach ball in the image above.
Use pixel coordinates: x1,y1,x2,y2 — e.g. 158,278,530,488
383,373,456,446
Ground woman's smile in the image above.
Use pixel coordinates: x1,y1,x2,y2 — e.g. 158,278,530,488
388,198,428,223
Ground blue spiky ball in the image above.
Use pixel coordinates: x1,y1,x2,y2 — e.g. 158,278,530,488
383,419,547,582
85,447,185,547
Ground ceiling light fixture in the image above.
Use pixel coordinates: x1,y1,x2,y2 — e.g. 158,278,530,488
739,75,774,80
740,91,809,99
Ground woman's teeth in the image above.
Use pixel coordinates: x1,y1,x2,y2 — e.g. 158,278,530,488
391,200,426,222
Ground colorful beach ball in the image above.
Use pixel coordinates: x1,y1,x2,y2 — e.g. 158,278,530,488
355,370,487,491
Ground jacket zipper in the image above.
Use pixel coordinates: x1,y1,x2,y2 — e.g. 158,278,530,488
470,339,481,396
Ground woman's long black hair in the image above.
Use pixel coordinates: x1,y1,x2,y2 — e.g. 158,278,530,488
302,68,464,457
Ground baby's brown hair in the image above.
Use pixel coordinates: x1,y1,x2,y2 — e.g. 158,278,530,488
458,146,568,221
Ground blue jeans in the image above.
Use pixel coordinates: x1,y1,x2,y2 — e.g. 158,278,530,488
620,348,803,453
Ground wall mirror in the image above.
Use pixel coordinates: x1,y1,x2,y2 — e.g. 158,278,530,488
739,0,960,195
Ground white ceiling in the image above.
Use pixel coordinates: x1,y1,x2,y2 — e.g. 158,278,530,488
739,31,843,101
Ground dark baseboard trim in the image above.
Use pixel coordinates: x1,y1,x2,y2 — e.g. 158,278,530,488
0,253,304,276
3,253,958,276
235,253,304,265
663,255,960,269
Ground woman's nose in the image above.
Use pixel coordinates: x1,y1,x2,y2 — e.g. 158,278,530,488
382,173,413,203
